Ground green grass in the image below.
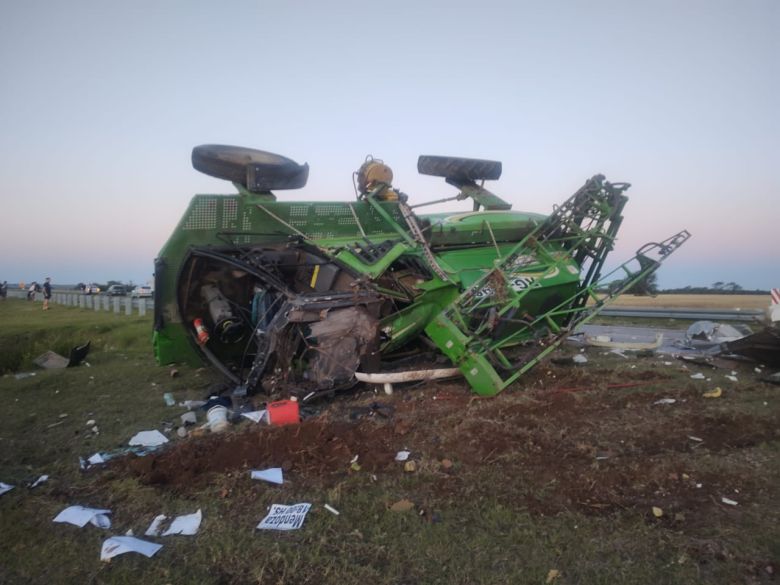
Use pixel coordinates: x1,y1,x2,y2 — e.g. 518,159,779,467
0,298,777,584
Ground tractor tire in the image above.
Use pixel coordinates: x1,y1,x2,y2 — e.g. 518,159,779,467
191,145,309,191
417,155,502,182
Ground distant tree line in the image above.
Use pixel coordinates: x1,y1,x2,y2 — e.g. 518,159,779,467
600,275,769,296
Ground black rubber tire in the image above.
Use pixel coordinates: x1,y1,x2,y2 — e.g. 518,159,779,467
417,155,502,181
191,145,309,191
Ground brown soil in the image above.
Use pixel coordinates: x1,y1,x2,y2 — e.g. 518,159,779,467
117,359,778,521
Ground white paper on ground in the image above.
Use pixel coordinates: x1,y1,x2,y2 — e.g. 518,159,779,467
144,514,168,537
250,468,284,485
53,505,112,528
394,450,411,462
256,503,311,531
690,373,705,380
100,536,162,561
572,354,588,364
128,430,169,447
0,482,14,496
654,398,676,405
88,453,105,465
162,509,202,536
30,475,49,488
241,410,267,423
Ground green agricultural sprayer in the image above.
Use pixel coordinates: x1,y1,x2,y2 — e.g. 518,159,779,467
153,145,689,399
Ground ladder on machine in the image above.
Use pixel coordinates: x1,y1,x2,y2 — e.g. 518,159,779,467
424,175,691,395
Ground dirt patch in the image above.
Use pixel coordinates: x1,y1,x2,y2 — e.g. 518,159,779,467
116,359,777,522
122,418,399,488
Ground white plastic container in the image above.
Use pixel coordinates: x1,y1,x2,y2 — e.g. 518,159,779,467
206,405,229,433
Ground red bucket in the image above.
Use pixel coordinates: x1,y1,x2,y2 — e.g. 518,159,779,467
267,399,299,426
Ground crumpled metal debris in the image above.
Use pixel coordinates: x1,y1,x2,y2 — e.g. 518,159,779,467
721,325,780,367
685,321,748,345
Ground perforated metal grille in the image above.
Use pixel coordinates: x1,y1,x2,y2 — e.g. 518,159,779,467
183,198,219,230
222,199,238,229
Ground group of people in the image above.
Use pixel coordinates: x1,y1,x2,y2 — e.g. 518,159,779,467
0,278,52,309
22,278,53,310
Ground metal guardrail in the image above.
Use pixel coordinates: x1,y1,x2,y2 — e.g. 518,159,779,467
599,307,764,322
4,289,153,316
4,289,765,321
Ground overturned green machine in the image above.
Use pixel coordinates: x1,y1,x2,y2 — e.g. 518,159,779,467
153,145,690,398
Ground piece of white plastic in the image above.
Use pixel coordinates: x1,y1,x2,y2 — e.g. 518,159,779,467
162,509,202,536
53,505,111,528
395,450,411,462
241,410,267,424
128,430,169,447
250,468,284,485
144,514,168,537
100,536,162,561
30,475,49,488
0,482,14,496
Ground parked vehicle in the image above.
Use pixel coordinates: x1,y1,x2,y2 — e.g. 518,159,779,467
106,285,127,296
131,285,153,298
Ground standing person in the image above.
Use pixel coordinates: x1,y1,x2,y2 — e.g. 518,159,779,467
0,281,7,299
42,277,52,310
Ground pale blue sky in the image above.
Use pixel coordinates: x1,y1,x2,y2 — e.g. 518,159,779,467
0,0,777,289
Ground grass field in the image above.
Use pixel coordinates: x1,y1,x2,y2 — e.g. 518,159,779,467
0,298,777,584
606,294,770,310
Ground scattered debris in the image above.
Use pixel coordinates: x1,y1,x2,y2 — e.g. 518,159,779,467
546,569,561,583
652,506,664,518
654,398,677,406
762,371,780,385
100,536,162,561
128,430,169,447
721,497,738,506
180,412,197,426
145,514,168,537
53,505,111,529
349,402,394,420
14,372,36,380
690,373,705,380
241,410,267,424
0,482,14,496
180,400,207,410
572,354,588,364
29,475,48,488
33,352,69,369
721,325,780,367
585,332,663,350
250,468,284,485
203,396,232,433
389,499,414,512
170,368,179,378
688,436,703,442
162,509,202,536
703,387,723,399
32,342,91,369
395,450,411,462
404,461,417,473
163,393,176,406
725,375,738,382
267,399,300,426
686,321,748,345
256,503,311,531
323,504,340,516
